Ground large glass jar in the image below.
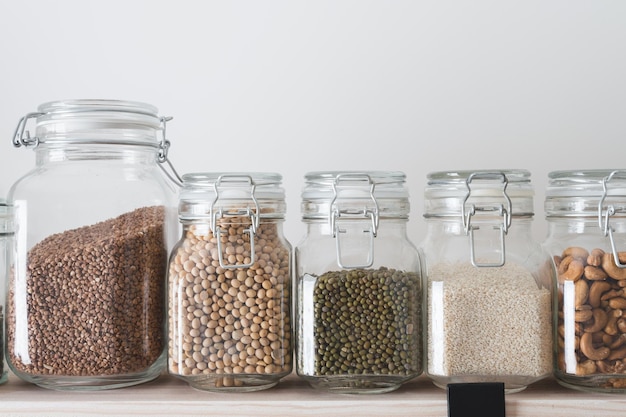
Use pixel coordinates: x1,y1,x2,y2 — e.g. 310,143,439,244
420,170,553,393
6,100,178,390
0,199,12,385
544,170,626,392
168,173,292,391
295,171,422,394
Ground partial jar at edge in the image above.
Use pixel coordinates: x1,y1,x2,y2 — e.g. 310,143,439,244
544,170,626,393
0,199,12,385
420,170,553,393
295,171,423,394
167,173,292,392
6,100,178,390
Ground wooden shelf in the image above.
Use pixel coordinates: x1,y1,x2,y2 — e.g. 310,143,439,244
0,372,625,416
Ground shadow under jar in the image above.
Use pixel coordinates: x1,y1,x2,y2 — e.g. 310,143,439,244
168,173,292,392
544,170,626,393
6,100,178,390
420,170,553,393
295,171,423,394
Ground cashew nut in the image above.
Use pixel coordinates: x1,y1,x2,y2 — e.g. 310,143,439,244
563,246,590,261
580,332,610,360
585,309,609,333
559,256,585,281
576,359,597,375
601,289,625,301
609,346,626,361
588,248,605,267
584,265,608,281
589,281,612,308
609,334,626,349
575,279,589,308
602,252,626,280
609,297,626,310
575,307,593,322
605,309,623,336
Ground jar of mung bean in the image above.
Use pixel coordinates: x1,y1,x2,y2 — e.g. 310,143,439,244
295,171,422,394
544,170,626,393
168,172,292,391
0,199,12,385
7,100,179,390
420,170,553,393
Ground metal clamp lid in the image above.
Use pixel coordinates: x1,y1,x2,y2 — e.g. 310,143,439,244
462,172,512,268
210,174,261,270
598,170,626,268
330,173,380,269
12,103,182,187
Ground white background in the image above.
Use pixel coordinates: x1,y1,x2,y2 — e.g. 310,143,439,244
1,1,625,246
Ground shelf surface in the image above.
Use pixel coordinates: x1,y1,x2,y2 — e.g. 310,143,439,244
0,372,624,416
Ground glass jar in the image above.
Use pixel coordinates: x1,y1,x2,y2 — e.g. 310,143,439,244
168,173,292,391
0,199,12,385
544,169,626,392
6,100,178,390
420,170,553,393
295,171,422,394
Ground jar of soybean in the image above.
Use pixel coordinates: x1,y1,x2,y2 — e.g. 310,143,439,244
7,100,178,390
544,170,626,393
420,170,553,393
295,171,422,394
168,173,292,391
0,199,12,385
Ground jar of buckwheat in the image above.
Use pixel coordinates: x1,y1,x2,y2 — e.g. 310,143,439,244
168,172,292,391
7,100,178,390
544,170,626,392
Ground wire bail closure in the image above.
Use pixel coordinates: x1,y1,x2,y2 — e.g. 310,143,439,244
210,175,260,270
12,112,43,148
329,173,380,269
462,172,512,268
598,170,626,269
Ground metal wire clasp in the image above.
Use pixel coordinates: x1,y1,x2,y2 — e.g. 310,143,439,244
12,112,43,148
210,175,260,270
157,116,183,187
462,172,512,267
598,170,626,268
330,173,380,269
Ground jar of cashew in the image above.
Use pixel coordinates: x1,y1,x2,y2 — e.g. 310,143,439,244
544,169,626,393
167,173,292,391
420,170,553,393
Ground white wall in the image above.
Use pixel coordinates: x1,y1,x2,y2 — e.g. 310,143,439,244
1,1,625,246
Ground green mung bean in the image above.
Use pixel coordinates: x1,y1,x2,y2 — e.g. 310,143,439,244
312,267,420,376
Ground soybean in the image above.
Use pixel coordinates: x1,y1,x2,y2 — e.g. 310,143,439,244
168,216,292,386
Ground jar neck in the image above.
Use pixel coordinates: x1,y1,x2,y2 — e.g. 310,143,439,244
35,144,159,166
304,218,409,237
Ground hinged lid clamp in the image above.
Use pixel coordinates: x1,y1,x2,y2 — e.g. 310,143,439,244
157,116,183,187
598,170,626,268
12,112,43,148
462,172,512,268
329,173,380,269
210,175,260,270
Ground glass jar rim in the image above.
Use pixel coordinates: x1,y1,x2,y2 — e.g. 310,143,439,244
424,169,534,218
545,169,626,218
301,170,410,220
178,172,286,221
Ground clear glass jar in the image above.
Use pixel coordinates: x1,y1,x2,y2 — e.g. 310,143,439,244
0,199,12,385
6,100,178,390
421,170,553,393
544,169,626,392
295,171,422,394
168,173,292,391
